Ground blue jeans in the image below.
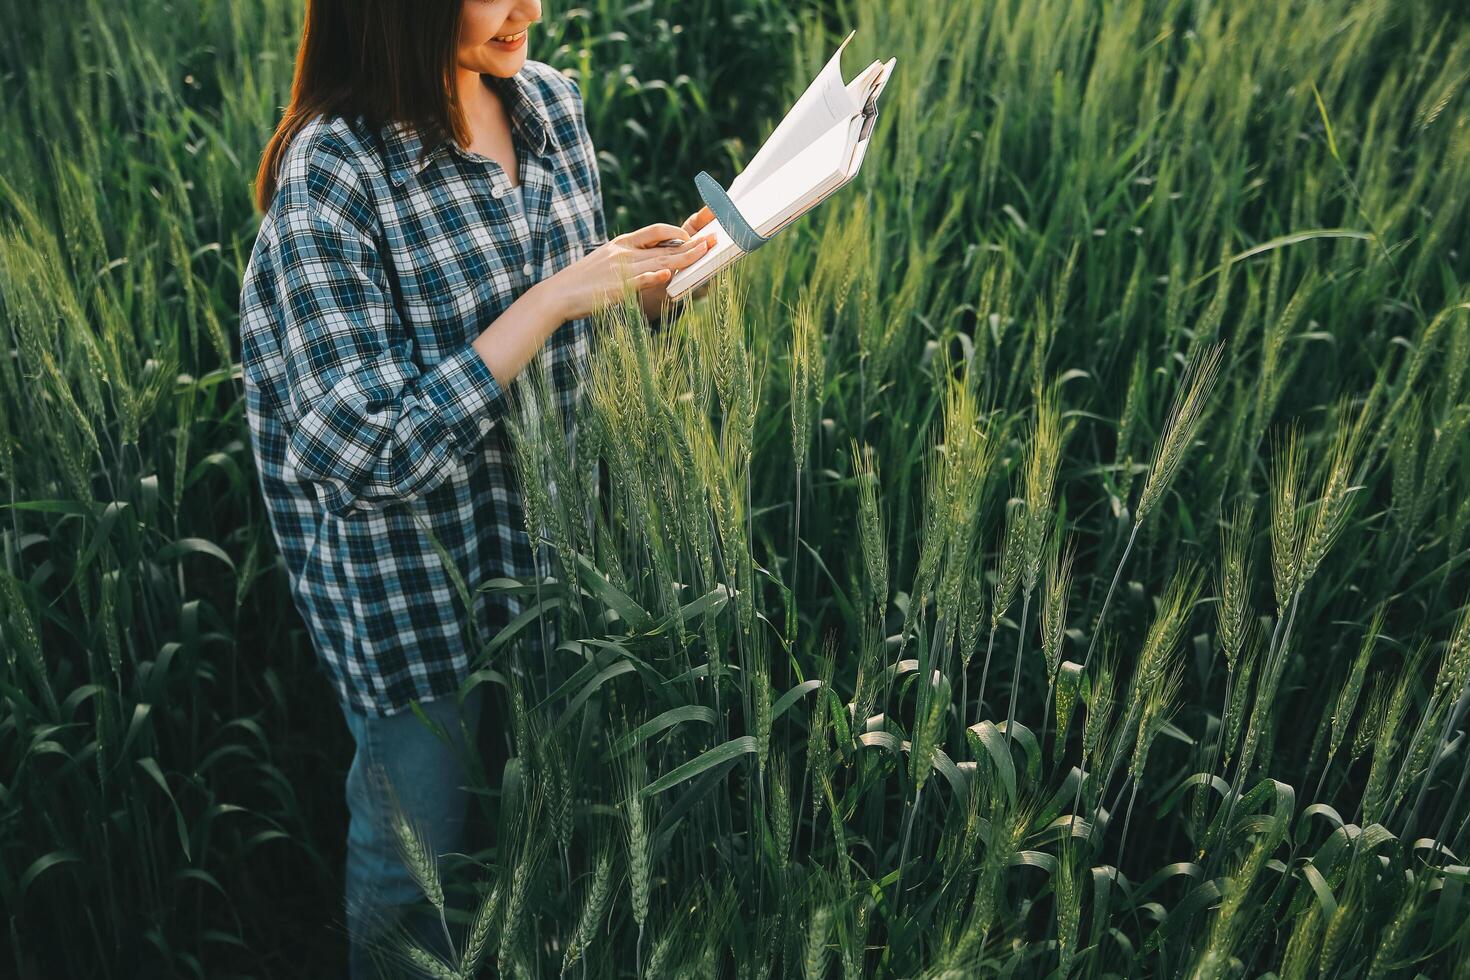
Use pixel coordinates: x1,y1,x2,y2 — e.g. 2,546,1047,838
340,687,484,979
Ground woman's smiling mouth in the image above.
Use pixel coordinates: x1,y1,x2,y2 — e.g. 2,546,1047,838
490,28,528,50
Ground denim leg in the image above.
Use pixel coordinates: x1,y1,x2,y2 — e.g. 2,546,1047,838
341,688,484,979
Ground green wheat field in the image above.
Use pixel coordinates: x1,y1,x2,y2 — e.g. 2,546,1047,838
3,0,1470,977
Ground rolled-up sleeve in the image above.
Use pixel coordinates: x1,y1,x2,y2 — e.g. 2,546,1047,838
275,196,505,517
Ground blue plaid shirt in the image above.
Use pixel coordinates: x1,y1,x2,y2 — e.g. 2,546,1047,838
239,63,604,717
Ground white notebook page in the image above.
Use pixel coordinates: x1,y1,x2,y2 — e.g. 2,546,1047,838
726,30,861,200
665,40,895,300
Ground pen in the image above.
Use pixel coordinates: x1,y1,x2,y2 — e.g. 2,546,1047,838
583,239,689,250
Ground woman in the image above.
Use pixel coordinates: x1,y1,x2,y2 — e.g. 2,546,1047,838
238,0,716,973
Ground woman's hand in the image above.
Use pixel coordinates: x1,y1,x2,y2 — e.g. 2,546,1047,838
546,221,716,323
638,205,718,322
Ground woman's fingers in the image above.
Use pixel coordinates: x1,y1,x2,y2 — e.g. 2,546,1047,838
624,222,691,248
666,239,713,268
606,222,715,300
681,205,715,236
633,268,673,287
634,234,716,273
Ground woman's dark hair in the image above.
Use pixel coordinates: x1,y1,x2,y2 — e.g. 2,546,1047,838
254,0,468,212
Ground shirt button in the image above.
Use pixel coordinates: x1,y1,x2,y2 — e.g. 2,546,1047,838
492,185,506,199
522,263,534,276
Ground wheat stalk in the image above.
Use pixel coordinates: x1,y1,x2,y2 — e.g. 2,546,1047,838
461,883,501,978
1216,500,1254,673
1081,344,1225,676
1038,534,1074,750
560,847,613,976
803,904,833,980
617,734,652,975
977,497,1027,722
1315,606,1384,801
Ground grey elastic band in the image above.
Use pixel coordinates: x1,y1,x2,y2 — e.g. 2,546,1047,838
694,170,770,254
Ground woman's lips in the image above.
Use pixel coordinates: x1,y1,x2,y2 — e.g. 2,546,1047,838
490,29,527,51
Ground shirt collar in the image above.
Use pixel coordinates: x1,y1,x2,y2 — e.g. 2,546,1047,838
382,71,557,187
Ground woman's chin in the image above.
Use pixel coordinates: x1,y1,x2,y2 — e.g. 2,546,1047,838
488,46,529,73
473,48,528,77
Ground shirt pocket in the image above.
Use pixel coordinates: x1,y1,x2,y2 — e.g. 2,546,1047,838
395,234,520,358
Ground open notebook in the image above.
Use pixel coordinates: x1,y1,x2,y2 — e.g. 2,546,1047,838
665,30,897,301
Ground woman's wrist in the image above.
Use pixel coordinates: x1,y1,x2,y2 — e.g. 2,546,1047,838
471,276,570,389
526,273,573,326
